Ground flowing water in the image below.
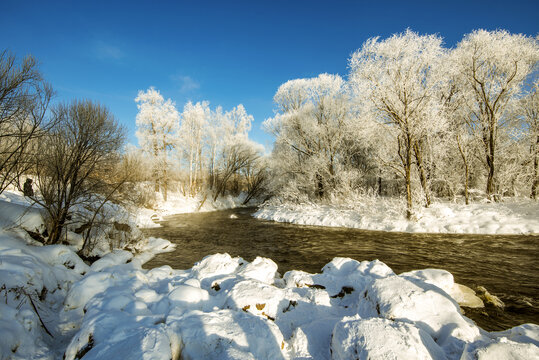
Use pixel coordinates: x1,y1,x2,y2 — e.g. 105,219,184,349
143,207,539,331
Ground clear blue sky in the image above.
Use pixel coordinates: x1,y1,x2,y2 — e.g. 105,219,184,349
2,0,537,149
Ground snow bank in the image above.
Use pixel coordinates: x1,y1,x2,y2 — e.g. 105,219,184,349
0,190,174,359
135,191,249,228
57,254,537,360
254,198,539,235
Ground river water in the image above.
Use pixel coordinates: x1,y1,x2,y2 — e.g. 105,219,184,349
142,207,539,331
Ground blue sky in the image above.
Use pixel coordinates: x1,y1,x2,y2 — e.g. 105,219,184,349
1,0,537,149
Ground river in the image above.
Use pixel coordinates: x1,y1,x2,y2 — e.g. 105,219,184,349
142,207,539,331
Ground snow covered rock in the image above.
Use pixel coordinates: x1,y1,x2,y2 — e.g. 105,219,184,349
2,244,538,360
237,256,279,284
460,337,539,360
331,316,447,360
358,274,482,357
401,269,484,308
168,309,289,360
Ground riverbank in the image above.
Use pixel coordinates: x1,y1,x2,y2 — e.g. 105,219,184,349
0,190,175,359
135,191,251,228
254,197,539,235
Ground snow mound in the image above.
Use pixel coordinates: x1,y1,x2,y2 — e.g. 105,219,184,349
331,316,447,360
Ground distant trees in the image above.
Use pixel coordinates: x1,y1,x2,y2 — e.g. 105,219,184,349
135,87,179,201
133,88,265,203
0,50,53,194
179,101,210,196
31,100,125,245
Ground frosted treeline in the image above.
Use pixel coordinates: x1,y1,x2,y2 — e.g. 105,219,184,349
134,29,538,218
134,88,265,204
265,29,538,218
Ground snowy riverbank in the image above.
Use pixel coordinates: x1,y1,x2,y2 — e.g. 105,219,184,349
135,192,250,228
254,198,539,235
14,250,539,360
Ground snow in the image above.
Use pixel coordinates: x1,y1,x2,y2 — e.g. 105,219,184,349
331,316,447,360
254,198,539,235
135,191,249,228
1,190,538,359
57,254,538,359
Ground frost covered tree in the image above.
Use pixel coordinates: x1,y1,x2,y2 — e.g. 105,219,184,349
179,101,210,196
135,87,179,201
437,61,479,204
0,50,53,194
349,30,446,218
206,105,224,191
515,81,539,199
264,74,352,199
451,30,539,199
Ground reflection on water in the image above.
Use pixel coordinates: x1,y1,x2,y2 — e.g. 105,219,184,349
142,207,539,331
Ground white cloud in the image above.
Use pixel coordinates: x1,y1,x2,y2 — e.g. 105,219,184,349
172,74,200,93
94,40,124,60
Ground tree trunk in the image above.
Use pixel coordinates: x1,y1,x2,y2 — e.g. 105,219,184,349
485,121,496,200
316,173,324,198
163,167,168,201
531,134,539,200
398,134,413,220
456,134,470,205
413,140,430,207
405,161,412,220
49,208,68,245
189,148,194,197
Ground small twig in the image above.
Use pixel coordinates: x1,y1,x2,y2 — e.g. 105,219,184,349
23,290,53,338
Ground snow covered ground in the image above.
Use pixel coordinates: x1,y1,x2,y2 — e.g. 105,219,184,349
1,190,538,359
135,191,249,228
32,254,539,359
255,197,539,235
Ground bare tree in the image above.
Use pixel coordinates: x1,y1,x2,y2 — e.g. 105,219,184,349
213,141,261,201
31,100,125,245
242,157,270,205
0,50,53,193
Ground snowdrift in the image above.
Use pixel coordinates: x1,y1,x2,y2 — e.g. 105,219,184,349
58,254,538,360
